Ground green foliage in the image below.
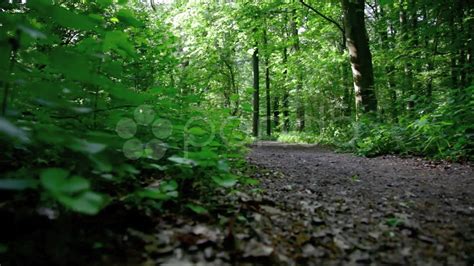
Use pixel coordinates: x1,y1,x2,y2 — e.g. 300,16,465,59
135,180,178,201
0,0,471,223
258,0,473,161
354,124,406,157
347,87,473,160
40,168,106,215
386,217,402,227
211,174,239,188
186,203,208,214
0,0,249,217
277,132,321,144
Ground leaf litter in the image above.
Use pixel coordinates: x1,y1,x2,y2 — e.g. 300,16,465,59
2,142,473,265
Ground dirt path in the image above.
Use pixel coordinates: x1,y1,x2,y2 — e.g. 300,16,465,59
246,141,474,265
6,142,473,265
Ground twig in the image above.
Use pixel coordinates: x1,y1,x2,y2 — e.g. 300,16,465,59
299,0,345,36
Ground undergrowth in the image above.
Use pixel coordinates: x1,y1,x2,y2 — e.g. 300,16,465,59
277,86,474,161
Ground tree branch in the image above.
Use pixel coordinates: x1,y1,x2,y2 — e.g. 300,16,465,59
149,0,157,11
299,0,345,36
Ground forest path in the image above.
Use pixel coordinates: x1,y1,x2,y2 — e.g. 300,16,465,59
246,141,474,264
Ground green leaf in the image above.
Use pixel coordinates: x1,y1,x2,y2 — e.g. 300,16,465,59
40,168,90,193
168,155,196,166
217,160,230,172
137,188,173,200
0,179,38,190
186,203,208,214
89,153,113,173
386,218,402,227
211,174,238,188
378,0,393,5
40,168,70,192
103,31,136,57
97,0,113,7
39,168,103,214
58,191,105,215
61,176,90,193
116,9,143,27
351,175,360,182
69,139,106,154
108,85,145,103
50,6,96,31
242,103,252,112
160,180,178,192
49,48,92,81
230,94,239,102
148,163,167,171
187,149,218,166
187,127,207,136
242,177,259,186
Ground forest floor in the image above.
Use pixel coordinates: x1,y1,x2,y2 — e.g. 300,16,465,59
3,142,474,265
244,142,474,265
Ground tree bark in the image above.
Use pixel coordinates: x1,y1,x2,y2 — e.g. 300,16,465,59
341,64,352,117
398,0,415,113
467,0,473,87
223,60,239,116
290,10,305,131
448,3,458,90
273,96,280,131
282,47,290,132
252,45,260,137
341,0,377,115
379,5,398,121
263,29,271,136
457,0,468,89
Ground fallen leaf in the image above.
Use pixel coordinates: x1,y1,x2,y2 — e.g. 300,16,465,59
334,236,351,250
243,238,273,258
260,205,284,216
302,243,325,258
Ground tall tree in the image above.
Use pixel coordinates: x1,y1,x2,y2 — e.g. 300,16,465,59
282,46,290,132
290,9,305,131
342,0,377,115
300,0,377,116
263,28,271,136
252,44,260,137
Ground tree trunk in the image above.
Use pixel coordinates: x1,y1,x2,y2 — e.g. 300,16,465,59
263,29,271,136
282,47,290,132
467,0,473,87
290,11,305,131
252,45,260,137
397,0,415,113
457,0,468,89
342,64,352,117
273,96,280,131
408,0,418,111
379,5,398,121
342,0,377,115
449,4,458,90
223,60,240,116
422,4,435,106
